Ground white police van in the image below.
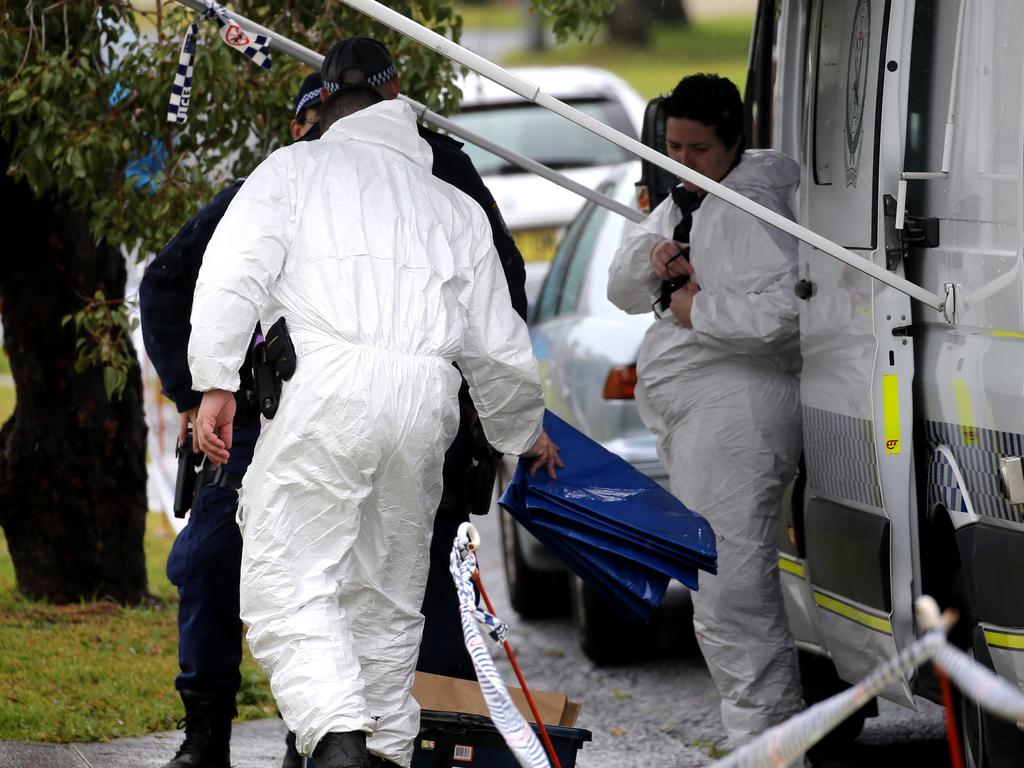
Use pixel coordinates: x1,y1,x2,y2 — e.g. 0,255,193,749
743,1,1024,763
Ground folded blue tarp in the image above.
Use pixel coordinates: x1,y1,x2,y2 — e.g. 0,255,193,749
500,411,717,623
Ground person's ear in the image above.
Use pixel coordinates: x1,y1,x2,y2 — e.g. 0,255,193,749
319,87,330,103
384,75,400,100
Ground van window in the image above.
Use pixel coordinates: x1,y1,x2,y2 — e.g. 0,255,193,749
805,0,885,249
905,1,1023,244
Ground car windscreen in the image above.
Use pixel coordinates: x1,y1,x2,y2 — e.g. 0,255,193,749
450,98,637,177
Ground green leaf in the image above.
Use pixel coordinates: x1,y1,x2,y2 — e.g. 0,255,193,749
103,367,118,400
8,88,27,103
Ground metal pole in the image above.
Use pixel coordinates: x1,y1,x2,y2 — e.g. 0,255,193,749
171,0,644,223
336,0,948,315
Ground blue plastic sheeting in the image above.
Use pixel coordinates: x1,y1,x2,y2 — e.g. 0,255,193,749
500,411,717,623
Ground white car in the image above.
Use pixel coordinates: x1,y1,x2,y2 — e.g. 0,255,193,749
448,67,646,304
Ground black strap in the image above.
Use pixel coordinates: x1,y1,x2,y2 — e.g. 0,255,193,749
197,463,244,492
657,188,703,312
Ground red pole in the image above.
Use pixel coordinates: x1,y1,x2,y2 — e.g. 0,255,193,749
937,665,965,768
471,569,563,768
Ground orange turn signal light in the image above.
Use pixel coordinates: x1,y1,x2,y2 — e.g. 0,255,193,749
603,364,638,400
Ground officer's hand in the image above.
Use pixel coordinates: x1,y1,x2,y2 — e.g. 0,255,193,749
650,240,692,281
669,281,701,328
178,407,199,444
521,429,564,480
195,390,235,465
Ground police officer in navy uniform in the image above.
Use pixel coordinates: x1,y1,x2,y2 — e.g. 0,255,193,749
141,73,324,768
141,47,527,766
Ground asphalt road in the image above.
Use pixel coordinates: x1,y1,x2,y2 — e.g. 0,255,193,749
470,509,953,768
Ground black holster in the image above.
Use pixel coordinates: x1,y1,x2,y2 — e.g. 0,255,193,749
460,388,501,517
253,317,297,420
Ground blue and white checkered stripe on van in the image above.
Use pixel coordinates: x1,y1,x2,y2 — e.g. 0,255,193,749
925,420,1024,524
802,406,882,508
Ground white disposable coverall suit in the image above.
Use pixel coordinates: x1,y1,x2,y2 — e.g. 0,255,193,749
188,100,544,765
607,150,804,745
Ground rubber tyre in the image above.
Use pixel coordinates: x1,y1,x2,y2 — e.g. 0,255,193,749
498,505,569,618
798,651,872,750
570,575,657,665
954,637,1024,768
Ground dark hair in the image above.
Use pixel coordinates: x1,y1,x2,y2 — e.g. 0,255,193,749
320,85,385,131
660,73,745,151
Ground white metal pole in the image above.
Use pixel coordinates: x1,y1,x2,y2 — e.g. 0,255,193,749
336,0,947,315
171,0,643,223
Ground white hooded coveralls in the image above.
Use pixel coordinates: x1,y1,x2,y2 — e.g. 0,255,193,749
607,150,804,745
187,100,544,765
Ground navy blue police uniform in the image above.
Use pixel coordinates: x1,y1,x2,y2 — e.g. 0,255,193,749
141,178,255,699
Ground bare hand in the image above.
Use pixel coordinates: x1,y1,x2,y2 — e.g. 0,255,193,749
669,281,701,327
178,407,199,444
520,428,564,479
650,240,692,281
195,390,235,465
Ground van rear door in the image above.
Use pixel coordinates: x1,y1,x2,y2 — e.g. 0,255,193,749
793,0,919,705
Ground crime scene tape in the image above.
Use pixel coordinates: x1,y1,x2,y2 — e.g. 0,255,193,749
449,533,551,768
708,597,1024,768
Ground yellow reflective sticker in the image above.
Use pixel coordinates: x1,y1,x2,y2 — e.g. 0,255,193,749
882,374,901,454
952,378,978,446
984,629,1024,651
814,592,893,635
778,557,805,578
992,329,1024,339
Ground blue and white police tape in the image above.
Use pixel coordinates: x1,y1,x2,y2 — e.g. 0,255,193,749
167,0,271,125
707,597,1024,768
449,527,550,768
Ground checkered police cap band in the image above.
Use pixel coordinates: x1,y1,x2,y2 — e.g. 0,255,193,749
321,37,396,94
322,63,397,92
294,89,320,119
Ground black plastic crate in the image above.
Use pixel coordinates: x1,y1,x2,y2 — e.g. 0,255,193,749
412,709,592,767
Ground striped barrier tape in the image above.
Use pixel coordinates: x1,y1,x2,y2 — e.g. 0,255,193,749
449,533,550,768
708,598,1024,768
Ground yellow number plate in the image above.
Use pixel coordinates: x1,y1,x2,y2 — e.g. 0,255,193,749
514,227,560,263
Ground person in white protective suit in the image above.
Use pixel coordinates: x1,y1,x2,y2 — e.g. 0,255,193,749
187,85,561,768
607,73,805,746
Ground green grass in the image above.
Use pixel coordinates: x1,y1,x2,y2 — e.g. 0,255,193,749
0,386,13,423
0,513,274,742
504,15,753,98
457,1,522,29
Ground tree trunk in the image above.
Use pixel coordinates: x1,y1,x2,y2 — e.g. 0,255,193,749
0,144,149,605
609,0,652,44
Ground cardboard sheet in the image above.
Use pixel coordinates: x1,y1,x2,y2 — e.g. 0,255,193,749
412,672,581,727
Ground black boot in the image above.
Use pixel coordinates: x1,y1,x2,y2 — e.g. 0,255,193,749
281,731,303,768
161,690,235,768
311,731,370,768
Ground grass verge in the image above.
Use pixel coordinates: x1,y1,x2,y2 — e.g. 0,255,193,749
504,15,753,98
0,512,274,742
457,1,522,30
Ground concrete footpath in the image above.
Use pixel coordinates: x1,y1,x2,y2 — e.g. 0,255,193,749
0,718,290,768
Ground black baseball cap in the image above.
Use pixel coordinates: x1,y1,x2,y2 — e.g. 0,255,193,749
321,37,397,92
293,72,323,120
